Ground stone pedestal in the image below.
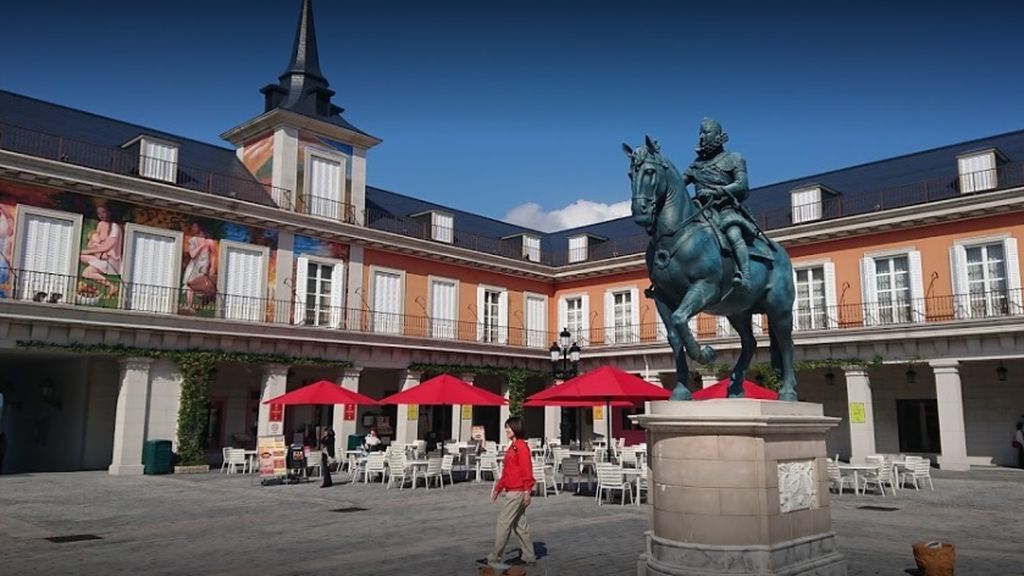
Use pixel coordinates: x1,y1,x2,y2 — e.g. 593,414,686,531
634,399,846,576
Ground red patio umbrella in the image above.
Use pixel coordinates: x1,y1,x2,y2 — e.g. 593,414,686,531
523,398,635,408
378,374,507,443
525,365,670,441
691,378,779,400
263,379,379,406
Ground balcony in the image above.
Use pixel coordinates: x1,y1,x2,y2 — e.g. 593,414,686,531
4,268,1022,353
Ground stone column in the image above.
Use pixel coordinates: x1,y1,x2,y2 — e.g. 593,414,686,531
332,367,362,457
257,364,289,437
394,370,422,445
109,357,154,475
843,368,876,463
544,379,563,442
931,359,970,471
644,373,664,415
454,373,475,442
346,245,364,331
500,379,511,434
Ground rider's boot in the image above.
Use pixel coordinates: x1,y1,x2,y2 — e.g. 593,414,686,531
730,233,751,291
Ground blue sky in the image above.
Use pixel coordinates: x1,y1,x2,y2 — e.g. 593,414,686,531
3,1,1024,230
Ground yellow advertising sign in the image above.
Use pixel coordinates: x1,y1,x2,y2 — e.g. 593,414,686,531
848,402,866,424
258,435,287,478
408,404,419,420
593,406,603,420
461,404,473,420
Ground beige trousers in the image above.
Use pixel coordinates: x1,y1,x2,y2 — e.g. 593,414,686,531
488,490,535,563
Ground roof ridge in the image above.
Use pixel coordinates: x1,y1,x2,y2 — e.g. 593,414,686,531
750,127,1024,191
0,89,236,154
366,185,548,236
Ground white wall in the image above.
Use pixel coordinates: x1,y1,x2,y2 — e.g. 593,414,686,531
798,370,852,460
871,365,937,456
961,361,1024,466
81,359,119,469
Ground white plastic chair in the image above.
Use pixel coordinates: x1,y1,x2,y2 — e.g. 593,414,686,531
362,453,387,484
224,448,248,474
477,452,498,482
595,463,632,506
220,447,232,473
305,449,322,478
861,455,895,497
557,458,585,493
419,458,443,490
826,460,847,494
531,461,558,497
387,452,411,490
635,465,648,505
901,457,934,490
620,447,638,468
439,454,455,487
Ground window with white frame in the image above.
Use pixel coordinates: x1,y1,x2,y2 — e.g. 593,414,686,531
568,235,588,263
306,151,345,219
371,268,403,334
14,207,81,302
861,251,924,326
294,256,344,328
220,241,268,323
791,187,822,224
431,212,454,243
793,262,837,330
476,286,507,344
525,293,547,348
522,235,541,262
429,277,458,339
951,237,1021,319
716,314,764,337
957,150,997,194
140,137,178,183
559,294,589,346
605,288,639,344
123,224,181,314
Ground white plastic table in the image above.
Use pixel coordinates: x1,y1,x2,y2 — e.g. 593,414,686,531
837,464,878,495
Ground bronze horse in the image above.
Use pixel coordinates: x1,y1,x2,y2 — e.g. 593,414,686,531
624,136,798,401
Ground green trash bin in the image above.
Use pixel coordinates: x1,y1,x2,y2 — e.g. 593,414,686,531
143,440,173,475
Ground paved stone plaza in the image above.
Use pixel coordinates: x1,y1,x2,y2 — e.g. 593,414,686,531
1,468,1022,576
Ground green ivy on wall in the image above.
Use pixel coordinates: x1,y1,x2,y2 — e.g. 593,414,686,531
17,341,350,465
407,363,545,418
707,356,884,391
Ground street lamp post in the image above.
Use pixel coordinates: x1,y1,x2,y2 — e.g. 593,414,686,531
549,328,581,380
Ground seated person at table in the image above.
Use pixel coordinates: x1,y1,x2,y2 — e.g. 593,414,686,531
363,428,382,452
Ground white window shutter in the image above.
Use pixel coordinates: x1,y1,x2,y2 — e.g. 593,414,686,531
860,257,878,327
1004,237,1022,315
908,250,925,323
604,291,615,344
949,246,969,319
823,262,838,328
790,269,801,331
476,285,485,341
629,287,640,342
330,262,345,328
716,316,732,337
580,294,590,345
752,313,764,335
498,290,509,344
293,256,309,325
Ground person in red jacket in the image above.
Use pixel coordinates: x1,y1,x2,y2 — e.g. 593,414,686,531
480,417,537,567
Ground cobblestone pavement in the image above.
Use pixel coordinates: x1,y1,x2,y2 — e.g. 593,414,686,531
1,467,1022,576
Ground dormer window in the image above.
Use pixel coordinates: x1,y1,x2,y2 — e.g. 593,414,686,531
791,186,822,224
522,235,540,261
568,234,588,263
411,211,454,243
957,148,1002,193
139,137,178,183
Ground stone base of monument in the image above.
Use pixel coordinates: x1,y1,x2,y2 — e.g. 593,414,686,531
633,399,847,576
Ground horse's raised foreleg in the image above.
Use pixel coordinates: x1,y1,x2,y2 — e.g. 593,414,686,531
655,298,691,400
671,280,719,366
727,313,756,398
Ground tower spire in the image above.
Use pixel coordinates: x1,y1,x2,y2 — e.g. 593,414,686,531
260,0,339,118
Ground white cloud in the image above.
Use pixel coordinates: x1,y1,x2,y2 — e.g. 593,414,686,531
502,199,631,232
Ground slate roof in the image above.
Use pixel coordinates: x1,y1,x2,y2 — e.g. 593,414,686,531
0,89,275,206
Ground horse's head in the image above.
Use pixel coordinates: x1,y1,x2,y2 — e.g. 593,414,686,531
623,135,676,231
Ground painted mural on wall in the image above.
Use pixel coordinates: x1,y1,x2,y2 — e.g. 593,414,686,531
241,133,274,187
0,179,278,318
294,234,348,261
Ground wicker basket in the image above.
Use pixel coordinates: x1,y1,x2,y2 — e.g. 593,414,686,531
912,541,955,576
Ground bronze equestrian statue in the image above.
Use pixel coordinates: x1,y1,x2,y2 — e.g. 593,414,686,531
623,119,798,401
